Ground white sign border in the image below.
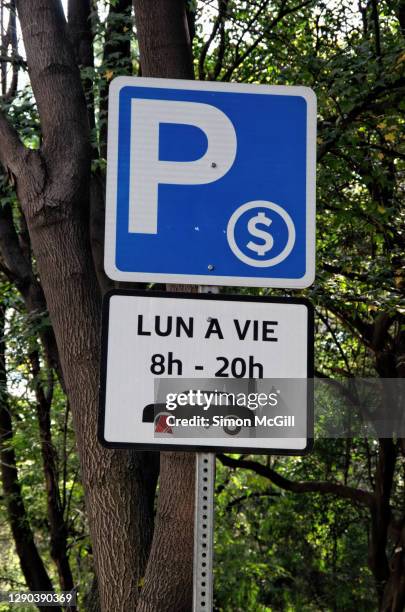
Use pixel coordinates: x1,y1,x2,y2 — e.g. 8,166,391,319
104,76,317,288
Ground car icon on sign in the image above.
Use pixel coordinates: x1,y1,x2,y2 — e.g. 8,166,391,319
142,391,255,436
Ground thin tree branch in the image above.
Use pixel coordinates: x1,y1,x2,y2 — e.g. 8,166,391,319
221,0,313,82
0,302,59,603
316,308,353,375
99,0,132,159
0,201,63,380
0,54,25,65
322,262,369,283
1,0,19,101
198,0,228,80
229,0,270,62
371,0,381,59
212,0,228,80
318,77,405,160
321,300,374,348
226,489,280,510
357,142,405,162
29,348,74,591
218,454,374,508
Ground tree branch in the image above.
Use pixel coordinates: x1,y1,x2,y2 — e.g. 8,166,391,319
316,307,353,375
356,142,405,161
318,77,405,160
67,0,93,68
212,0,228,80
29,348,74,592
226,489,280,511
198,0,228,80
15,0,90,171
221,0,313,82
371,0,381,59
321,300,374,347
322,262,369,283
1,0,19,101
185,0,196,43
0,201,63,381
368,439,397,593
218,454,374,508
0,108,27,177
0,302,59,604
99,0,133,159
398,1,405,36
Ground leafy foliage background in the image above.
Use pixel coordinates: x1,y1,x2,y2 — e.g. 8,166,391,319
0,0,403,610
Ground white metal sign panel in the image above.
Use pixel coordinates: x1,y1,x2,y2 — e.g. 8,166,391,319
99,292,313,454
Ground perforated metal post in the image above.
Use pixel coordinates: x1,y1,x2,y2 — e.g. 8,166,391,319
193,286,217,611
193,452,215,612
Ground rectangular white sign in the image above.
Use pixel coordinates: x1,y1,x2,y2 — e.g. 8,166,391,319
99,292,313,454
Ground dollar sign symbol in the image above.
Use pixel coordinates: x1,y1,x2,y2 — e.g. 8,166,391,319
246,211,274,256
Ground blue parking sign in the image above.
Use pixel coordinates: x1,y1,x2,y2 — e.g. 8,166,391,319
105,77,316,287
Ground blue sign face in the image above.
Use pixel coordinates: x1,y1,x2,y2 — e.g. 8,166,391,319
105,77,316,287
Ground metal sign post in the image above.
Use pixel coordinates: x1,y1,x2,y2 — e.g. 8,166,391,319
192,286,217,612
193,452,215,611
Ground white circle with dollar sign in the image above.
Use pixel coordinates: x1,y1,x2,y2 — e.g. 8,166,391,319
226,200,296,267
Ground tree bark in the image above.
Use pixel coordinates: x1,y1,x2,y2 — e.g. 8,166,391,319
133,2,196,610
134,0,194,78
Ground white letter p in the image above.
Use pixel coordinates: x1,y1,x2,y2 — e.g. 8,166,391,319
129,99,237,234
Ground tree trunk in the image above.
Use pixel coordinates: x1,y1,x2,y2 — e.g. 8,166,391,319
133,2,196,610
99,0,133,159
7,2,155,609
0,304,60,612
380,521,405,612
30,350,74,593
136,454,195,612
0,202,62,381
134,0,194,78
368,439,397,604
67,0,96,141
